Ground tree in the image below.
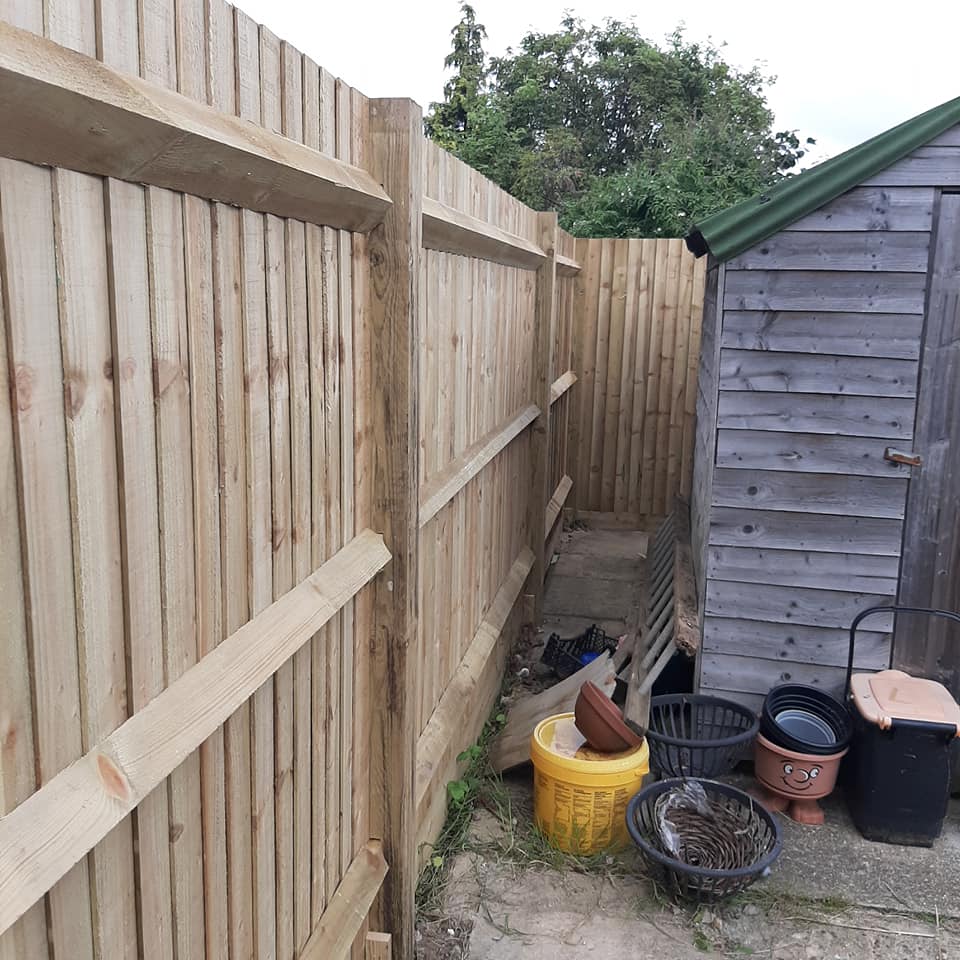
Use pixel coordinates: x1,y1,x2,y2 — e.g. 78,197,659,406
425,13,813,235
424,4,488,146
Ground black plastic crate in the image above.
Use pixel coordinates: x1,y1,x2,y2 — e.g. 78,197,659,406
541,624,618,679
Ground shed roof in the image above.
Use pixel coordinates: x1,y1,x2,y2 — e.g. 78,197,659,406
686,96,960,262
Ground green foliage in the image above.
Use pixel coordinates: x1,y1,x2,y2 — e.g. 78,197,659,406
425,11,814,236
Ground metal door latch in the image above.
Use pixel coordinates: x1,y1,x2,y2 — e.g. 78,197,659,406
884,447,922,467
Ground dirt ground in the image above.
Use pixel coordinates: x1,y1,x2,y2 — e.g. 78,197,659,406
417,795,959,960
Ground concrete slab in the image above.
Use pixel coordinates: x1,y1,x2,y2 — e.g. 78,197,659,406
754,784,960,918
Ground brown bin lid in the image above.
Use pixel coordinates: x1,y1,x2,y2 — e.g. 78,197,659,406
850,670,960,735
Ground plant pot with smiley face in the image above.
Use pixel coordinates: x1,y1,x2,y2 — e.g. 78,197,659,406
752,732,848,825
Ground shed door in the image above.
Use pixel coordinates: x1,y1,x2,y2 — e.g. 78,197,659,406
895,193,960,699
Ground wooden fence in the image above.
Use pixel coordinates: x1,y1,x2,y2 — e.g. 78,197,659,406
0,3,581,957
571,238,707,521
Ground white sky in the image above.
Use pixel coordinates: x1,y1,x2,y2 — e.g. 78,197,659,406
235,0,959,165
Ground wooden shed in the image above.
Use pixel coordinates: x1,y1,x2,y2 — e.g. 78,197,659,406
685,96,960,712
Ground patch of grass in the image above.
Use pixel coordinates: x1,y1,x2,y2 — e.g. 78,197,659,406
731,887,851,918
415,711,508,918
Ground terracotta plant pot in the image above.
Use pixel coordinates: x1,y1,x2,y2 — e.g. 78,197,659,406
574,681,643,753
754,732,847,800
753,732,848,825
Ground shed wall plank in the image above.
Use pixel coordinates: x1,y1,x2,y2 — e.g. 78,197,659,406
781,186,934,232
702,617,890,668
706,544,900,593
700,653,861,698
711,467,908,518
719,349,917,397
723,270,927,313
720,311,922,359
709,506,903,555
717,391,914,439
716,429,913,477
705,580,895,630
727,231,929,272
861,146,960,186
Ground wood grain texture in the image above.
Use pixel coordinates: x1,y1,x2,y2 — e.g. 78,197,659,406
301,842,388,960
421,196,545,268
710,467,908,519
715,429,913,477
782,186,934,232
895,193,960,697
700,653,861,699
709,506,903,555
723,269,927,313
702,617,890,669
0,532,390,937
705,579,895,630
718,348,918,397
572,238,704,517
415,549,534,852
365,98,421,957
727,231,929,272
720,311,922,359
418,403,538,526
861,146,960,186
705,545,900,594
0,20,391,230
717,390,915,438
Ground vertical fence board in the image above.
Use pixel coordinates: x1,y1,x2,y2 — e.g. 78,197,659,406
572,238,704,520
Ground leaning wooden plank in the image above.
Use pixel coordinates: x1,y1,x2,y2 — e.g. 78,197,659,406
300,842,388,960
488,653,618,773
672,498,699,656
544,475,574,540
0,20,390,230
549,369,577,405
422,196,545,269
419,403,539,526
415,548,535,842
0,531,391,937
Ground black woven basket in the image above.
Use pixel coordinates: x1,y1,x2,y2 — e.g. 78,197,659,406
646,695,759,778
626,779,782,903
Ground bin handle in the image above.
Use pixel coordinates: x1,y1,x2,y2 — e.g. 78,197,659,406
846,605,960,699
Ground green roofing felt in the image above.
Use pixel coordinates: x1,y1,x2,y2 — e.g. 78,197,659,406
686,95,960,262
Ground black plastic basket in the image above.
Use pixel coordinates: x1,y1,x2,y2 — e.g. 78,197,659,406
541,625,617,679
646,695,759,778
626,779,782,903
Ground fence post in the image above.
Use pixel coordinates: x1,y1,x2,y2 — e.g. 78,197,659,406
364,97,422,956
528,211,559,619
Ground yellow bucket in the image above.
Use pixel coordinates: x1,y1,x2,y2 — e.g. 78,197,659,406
531,712,650,854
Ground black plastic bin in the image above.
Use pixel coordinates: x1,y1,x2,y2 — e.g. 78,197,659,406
843,605,960,847
844,710,956,846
